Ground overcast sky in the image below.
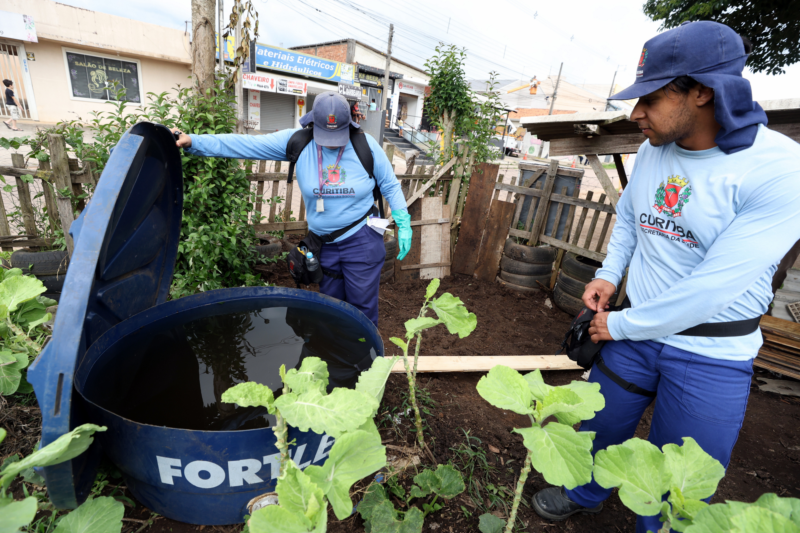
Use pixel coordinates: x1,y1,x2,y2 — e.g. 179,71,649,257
57,0,800,103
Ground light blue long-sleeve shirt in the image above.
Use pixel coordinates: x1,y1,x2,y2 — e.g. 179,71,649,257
595,125,800,361
186,129,407,242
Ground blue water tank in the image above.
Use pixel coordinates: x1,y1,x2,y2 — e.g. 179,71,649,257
27,123,384,525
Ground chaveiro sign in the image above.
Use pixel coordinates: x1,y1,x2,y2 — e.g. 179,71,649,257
255,43,355,84
338,83,362,100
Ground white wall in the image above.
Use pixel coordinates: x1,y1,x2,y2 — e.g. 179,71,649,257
353,46,429,82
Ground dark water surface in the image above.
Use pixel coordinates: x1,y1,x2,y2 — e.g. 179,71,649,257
82,306,378,431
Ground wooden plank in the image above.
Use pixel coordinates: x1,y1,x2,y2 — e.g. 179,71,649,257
474,200,516,282
492,173,505,201
268,180,280,222
495,183,546,197
38,161,59,236
446,176,462,208
0,163,10,251
761,315,800,343
395,199,423,281
451,163,501,276
583,194,607,249
400,262,453,271
550,187,580,289
67,159,86,212
613,153,628,189
595,210,613,253
253,160,266,223
763,331,800,351
420,196,444,279
283,180,294,222
11,154,38,238
252,221,309,232
550,186,567,238
539,235,606,263
550,192,615,214
441,204,451,277
410,218,450,227
405,153,417,175
548,134,646,157
586,154,619,210
389,355,582,373
48,134,75,257
571,191,594,246
754,357,800,381
520,167,546,188
527,159,559,245
299,194,306,222
402,157,458,212
246,172,289,182
521,182,543,233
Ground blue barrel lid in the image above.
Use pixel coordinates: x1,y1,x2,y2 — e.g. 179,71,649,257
27,122,183,508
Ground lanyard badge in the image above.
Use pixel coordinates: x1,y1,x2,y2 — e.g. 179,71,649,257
316,145,345,213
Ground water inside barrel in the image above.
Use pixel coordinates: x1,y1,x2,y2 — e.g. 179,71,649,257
82,306,378,431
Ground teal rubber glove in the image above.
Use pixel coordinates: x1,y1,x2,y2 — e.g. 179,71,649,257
393,209,412,261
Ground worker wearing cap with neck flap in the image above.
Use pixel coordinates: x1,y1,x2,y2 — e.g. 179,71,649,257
530,21,800,532
172,92,411,327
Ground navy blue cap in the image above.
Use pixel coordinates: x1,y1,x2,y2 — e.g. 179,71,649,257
611,21,767,154
299,92,359,147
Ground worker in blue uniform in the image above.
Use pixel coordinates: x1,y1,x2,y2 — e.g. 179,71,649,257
172,92,411,327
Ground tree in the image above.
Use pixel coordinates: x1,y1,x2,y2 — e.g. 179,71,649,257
643,0,800,75
191,0,217,94
424,44,473,163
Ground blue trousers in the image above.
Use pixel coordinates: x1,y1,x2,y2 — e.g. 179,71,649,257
319,224,385,327
564,339,753,533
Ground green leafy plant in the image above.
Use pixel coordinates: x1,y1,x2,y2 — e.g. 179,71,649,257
358,464,465,532
0,269,56,396
475,367,605,533
685,493,800,532
0,424,123,533
389,279,477,454
223,355,397,531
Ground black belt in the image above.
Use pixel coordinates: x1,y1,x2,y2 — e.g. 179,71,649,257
316,205,378,281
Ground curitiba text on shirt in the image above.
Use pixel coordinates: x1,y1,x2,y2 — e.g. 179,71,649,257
314,188,356,196
639,213,699,248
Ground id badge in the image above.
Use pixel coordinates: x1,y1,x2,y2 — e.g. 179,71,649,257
316,197,324,212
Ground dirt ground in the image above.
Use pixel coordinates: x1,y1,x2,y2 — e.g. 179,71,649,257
3,267,800,533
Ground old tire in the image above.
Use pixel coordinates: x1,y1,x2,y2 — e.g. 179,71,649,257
562,252,603,284
10,249,69,276
500,256,552,277
380,267,394,284
556,270,589,299
384,236,398,261
37,274,65,302
253,237,282,262
496,276,540,294
381,258,394,272
554,285,584,316
502,239,556,264
499,270,551,289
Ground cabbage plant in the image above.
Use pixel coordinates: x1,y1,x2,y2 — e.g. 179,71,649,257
223,356,397,532
476,366,605,533
389,278,477,453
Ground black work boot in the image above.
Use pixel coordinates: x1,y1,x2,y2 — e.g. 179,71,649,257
532,486,603,520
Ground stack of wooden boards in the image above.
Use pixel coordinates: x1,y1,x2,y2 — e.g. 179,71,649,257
757,315,800,380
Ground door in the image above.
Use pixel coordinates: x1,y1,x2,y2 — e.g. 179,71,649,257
0,41,37,120
260,92,295,133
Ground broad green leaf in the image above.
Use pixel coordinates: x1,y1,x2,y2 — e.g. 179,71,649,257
389,337,407,352
476,365,534,415
515,423,594,489
404,317,441,337
555,381,605,426
0,352,27,396
478,512,506,533
685,502,752,533
429,293,476,338
275,388,377,439
284,357,329,395
304,430,386,520
0,429,5,445
276,461,325,525
221,382,275,414
249,500,327,533
425,279,440,300
52,496,124,533
536,388,583,423
0,496,37,533
367,499,424,533
668,485,708,531
751,494,800,527
409,465,465,499
523,369,553,402
663,437,725,501
730,506,800,533
593,438,669,516
358,483,390,523
0,276,46,312
0,424,106,490
355,356,398,413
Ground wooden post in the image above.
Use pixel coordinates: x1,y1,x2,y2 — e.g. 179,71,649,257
549,186,581,289
253,160,266,223
586,154,619,210
39,160,59,236
0,166,10,251
451,163,500,276
612,153,628,189
11,153,38,239
68,158,86,212
48,134,75,257
526,159,559,246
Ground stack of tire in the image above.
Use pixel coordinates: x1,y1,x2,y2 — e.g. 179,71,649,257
497,239,556,293
382,236,397,284
252,236,282,263
554,252,611,315
11,249,69,302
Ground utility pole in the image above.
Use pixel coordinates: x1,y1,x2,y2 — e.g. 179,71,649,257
217,0,224,72
548,62,563,115
604,69,618,111
381,23,394,113
235,2,244,133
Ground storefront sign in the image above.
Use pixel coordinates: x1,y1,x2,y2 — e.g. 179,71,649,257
247,90,261,130
0,12,37,43
65,51,141,103
338,83,361,100
277,78,307,96
242,72,276,92
398,81,424,97
357,72,382,87
255,44,355,84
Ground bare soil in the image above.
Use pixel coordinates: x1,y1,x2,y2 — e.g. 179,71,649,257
3,266,800,533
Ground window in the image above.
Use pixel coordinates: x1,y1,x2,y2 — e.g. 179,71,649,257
63,49,142,103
